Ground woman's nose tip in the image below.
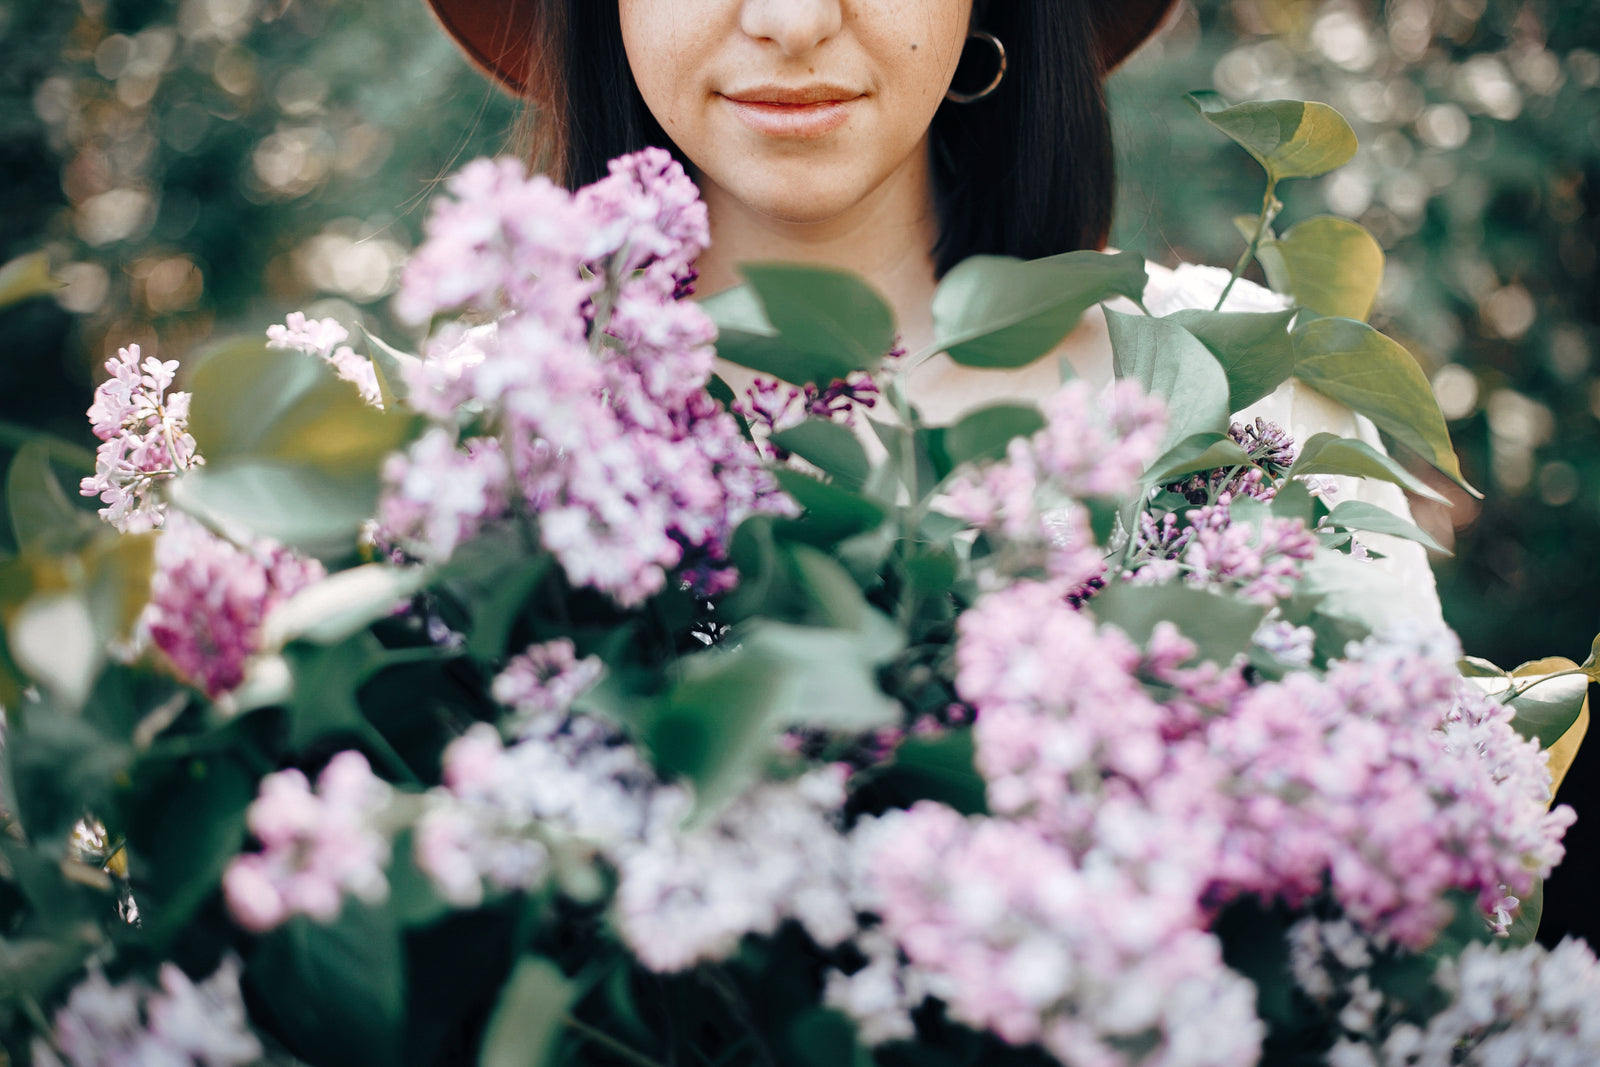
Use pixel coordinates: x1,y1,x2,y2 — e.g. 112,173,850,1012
739,0,843,57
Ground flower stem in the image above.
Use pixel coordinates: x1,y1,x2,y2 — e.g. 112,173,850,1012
1214,180,1279,312
561,1014,668,1067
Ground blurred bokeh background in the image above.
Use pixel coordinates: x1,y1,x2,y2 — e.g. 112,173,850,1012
2,0,1597,941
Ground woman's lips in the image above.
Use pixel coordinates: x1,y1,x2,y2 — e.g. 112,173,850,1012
720,95,859,139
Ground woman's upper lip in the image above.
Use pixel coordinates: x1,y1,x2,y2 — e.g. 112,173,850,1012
720,85,863,105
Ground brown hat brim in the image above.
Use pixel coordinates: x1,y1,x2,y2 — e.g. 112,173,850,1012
426,0,1181,98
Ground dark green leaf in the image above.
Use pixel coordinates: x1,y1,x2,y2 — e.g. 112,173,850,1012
1257,215,1385,321
785,1008,876,1067
715,328,869,389
772,468,888,548
1185,94,1358,183
478,956,576,1067
771,419,871,491
1091,582,1267,667
1146,432,1252,485
859,729,988,816
249,904,406,1066
933,250,1148,368
1291,317,1478,496
1324,499,1449,555
282,634,391,751
7,442,99,555
1267,478,1318,525
1286,433,1449,505
939,403,1046,468
1105,310,1232,455
1166,308,1298,411
740,263,896,369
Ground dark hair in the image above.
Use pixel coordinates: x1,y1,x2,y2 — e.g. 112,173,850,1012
515,0,1114,277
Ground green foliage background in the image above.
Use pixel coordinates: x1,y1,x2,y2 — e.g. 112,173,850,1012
2,0,1597,938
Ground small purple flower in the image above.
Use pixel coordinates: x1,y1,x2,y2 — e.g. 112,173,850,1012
79,344,203,532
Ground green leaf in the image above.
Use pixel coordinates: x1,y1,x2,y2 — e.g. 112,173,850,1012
357,324,421,410
1324,499,1449,555
7,441,98,555
1185,94,1359,183
260,563,430,649
170,461,381,559
740,263,896,369
785,1008,876,1067
933,250,1148,368
250,904,406,1066
1459,656,1509,680
478,956,576,1067
1166,308,1298,412
772,468,888,548
1105,310,1232,456
1503,658,1589,750
186,338,414,469
770,419,871,491
282,633,391,751
1146,432,1252,485
1286,433,1449,504
0,252,62,309
1257,215,1385,321
1091,583,1267,667
939,403,1046,468
1268,478,1319,525
1290,318,1477,495
857,729,988,816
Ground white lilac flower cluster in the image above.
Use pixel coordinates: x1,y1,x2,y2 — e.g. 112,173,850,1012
378,149,785,603
34,957,260,1067
79,344,202,533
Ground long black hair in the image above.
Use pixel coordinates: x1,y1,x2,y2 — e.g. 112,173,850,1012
517,0,1114,277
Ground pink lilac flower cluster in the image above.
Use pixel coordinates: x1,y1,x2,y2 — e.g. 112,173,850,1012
943,379,1167,593
851,803,1264,1067
836,580,1575,1063
1127,497,1319,605
489,638,605,732
266,311,382,407
222,751,393,933
35,957,260,1067
377,429,510,561
1166,418,1297,505
142,513,325,697
387,149,781,603
79,344,202,532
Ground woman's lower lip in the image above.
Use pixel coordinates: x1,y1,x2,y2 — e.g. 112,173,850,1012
721,98,855,138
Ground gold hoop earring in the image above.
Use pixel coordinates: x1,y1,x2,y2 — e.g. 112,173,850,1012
945,30,1007,104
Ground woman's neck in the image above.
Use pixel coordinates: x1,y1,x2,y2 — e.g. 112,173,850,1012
692,140,942,352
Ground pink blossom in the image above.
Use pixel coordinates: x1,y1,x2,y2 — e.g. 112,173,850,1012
142,514,325,698
490,639,605,736
79,344,203,532
377,429,510,561
223,751,392,933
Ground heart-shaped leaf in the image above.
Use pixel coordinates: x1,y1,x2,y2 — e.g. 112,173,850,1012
1287,433,1449,504
770,419,871,491
741,263,896,368
1186,94,1358,183
1257,216,1385,321
1166,308,1298,412
939,403,1046,468
1106,310,1232,456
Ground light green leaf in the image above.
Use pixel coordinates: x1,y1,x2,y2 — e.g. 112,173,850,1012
1105,310,1232,456
1091,583,1267,667
478,956,576,1067
1166,308,1298,412
357,324,420,410
1505,879,1544,947
7,441,98,555
939,403,1046,468
1146,432,1252,485
1459,656,1509,680
933,250,1148,368
1504,657,1589,751
1291,317,1477,496
170,462,379,559
740,263,896,369
261,563,430,649
1257,216,1385,321
185,337,414,471
1324,499,1450,555
0,252,61,309
771,419,871,491
1185,94,1359,183
1287,433,1449,504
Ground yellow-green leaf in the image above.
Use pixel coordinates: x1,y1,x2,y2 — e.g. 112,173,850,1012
478,956,575,1067
0,252,62,309
1186,94,1359,183
1257,216,1385,321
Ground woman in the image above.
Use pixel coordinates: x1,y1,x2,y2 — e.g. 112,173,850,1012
425,0,1442,619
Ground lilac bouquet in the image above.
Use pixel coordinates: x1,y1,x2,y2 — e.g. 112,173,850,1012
3,99,1598,1067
